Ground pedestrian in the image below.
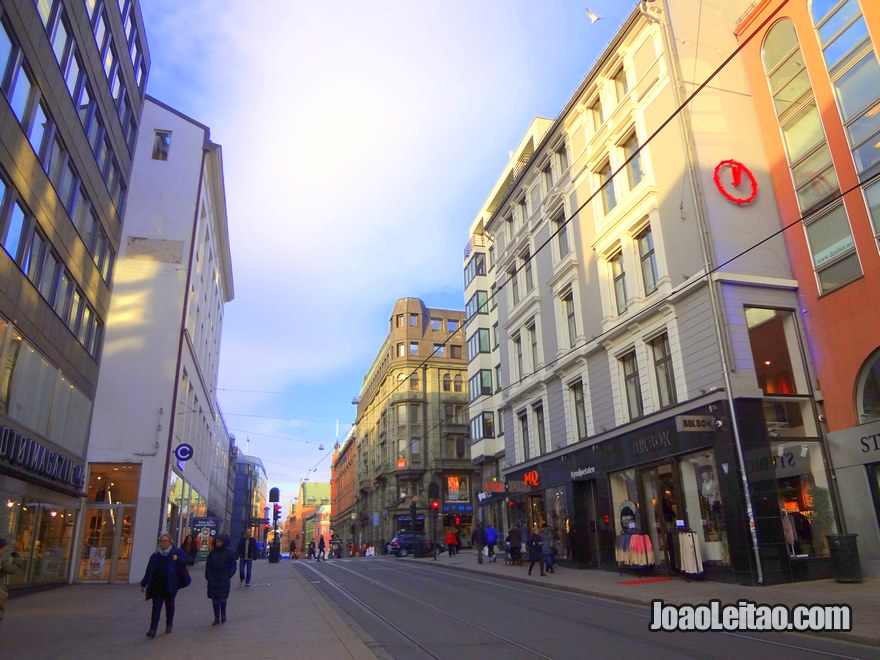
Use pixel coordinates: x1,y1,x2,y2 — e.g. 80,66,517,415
471,524,487,564
307,539,316,560
317,535,326,561
205,533,237,625
289,539,297,560
139,533,188,638
236,530,257,586
507,525,522,565
182,535,198,566
540,526,555,574
486,524,498,562
445,528,457,557
527,526,545,576
0,538,25,628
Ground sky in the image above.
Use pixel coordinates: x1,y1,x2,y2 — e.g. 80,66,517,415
138,0,633,509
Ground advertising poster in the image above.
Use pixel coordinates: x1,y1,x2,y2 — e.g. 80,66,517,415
191,517,219,560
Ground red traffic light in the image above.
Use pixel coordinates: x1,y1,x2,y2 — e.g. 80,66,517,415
455,516,460,525
264,523,270,529
431,500,439,509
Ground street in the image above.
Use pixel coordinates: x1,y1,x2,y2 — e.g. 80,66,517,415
302,557,876,660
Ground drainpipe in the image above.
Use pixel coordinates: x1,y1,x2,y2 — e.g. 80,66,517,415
643,0,764,584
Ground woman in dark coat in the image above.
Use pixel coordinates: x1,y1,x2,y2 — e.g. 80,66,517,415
204,533,237,625
527,526,545,576
140,533,188,637
182,535,198,566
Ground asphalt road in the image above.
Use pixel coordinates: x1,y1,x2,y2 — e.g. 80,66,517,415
298,557,876,660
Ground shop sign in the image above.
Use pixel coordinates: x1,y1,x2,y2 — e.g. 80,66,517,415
523,470,540,487
570,466,596,480
619,500,638,530
0,425,85,491
483,481,504,492
827,419,880,468
506,480,529,492
631,430,672,457
675,415,716,432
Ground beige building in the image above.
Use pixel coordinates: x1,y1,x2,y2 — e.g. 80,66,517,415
354,298,472,550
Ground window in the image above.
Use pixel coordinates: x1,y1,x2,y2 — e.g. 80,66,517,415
396,343,405,357
589,98,604,129
409,342,418,355
470,412,495,441
443,374,451,392
622,351,643,420
523,251,533,292
3,201,29,264
651,333,677,408
448,319,458,332
395,314,404,327
562,291,577,348
865,179,880,241
431,317,441,331
745,308,809,396
495,364,502,392
509,265,519,305
467,328,490,360
468,370,492,402
553,213,570,259
611,251,627,313
542,163,553,193
512,325,529,377
152,131,171,160
410,313,418,326
465,291,487,323
517,198,528,226
534,405,546,455
856,349,880,423
598,160,617,213
513,335,523,380
571,381,587,441
556,144,569,172
519,413,530,461
637,226,658,294
450,344,462,359
492,323,499,349
410,371,419,391
453,374,462,392
622,132,643,189
434,343,445,357
804,203,861,292
613,66,628,101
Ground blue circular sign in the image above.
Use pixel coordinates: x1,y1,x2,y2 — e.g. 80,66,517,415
174,443,194,462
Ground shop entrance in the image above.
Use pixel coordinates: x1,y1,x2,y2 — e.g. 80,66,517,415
579,480,601,568
79,504,136,583
639,462,682,569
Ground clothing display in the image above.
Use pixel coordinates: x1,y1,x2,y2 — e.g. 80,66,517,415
675,530,703,576
615,531,654,567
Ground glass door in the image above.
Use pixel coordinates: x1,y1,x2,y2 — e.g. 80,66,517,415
79,505,124,582
640,463,681,569
115,507,136,582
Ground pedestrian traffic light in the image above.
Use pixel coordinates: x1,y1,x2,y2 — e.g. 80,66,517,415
455,516,460,525
431,500,439,511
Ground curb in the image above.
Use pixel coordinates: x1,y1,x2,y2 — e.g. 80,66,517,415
424,560,880,648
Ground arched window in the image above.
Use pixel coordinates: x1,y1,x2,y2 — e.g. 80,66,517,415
442,373,451,392
410,372,419,391
761,18,860,292
453,374,463,392
856,349,880,423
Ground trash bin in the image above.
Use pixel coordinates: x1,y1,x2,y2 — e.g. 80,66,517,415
268,541,281,563
826,533,861,583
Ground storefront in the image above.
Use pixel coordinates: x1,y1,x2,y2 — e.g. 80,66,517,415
1,427,87,589
165,469,207,546
505,400,839,585
827,418,880,576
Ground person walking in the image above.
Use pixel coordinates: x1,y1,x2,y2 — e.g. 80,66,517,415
471,524,487,564
486,524,498,563
0,538,25,628
139,533,188,638
182,535,198,566
289,539,297,560
205,533,237,625
307,539,316,560
317,535,326,561
236,530,257,586
507,525,522,565
527,526,545,576
540,525,555,574
445,528,457,557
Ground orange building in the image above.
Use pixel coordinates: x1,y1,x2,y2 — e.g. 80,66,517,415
330,429,358,549
736,0,880,574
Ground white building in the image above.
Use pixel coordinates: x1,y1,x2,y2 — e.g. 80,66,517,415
81,97,234,583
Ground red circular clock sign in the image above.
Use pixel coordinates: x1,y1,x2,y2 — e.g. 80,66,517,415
713,159,758,205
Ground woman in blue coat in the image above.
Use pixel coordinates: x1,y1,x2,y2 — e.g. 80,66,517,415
204,534,237,625
140,533,188,638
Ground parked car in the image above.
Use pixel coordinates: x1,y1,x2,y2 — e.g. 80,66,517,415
388,533,433,557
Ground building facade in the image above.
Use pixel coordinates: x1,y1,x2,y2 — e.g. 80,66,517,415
736,0,880,575
0,0,148,589
230,454,268,547
478,0,837,585
330,427,357,549
83,96,235,583
354,298,472,552
289,480,330,552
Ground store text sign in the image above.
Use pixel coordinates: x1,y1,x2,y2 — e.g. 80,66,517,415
0,426,85,490
523,470,540,487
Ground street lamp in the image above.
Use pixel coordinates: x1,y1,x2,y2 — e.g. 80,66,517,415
350,512,357,556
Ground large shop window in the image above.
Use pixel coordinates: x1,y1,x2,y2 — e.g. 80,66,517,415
166,471,206,545
1,490,76,586
679,451,730,566
773,440,838,558
745,308,809,396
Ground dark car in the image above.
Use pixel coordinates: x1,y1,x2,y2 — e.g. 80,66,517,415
388,533,433,557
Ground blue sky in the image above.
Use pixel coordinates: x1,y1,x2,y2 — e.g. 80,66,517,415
138,1,633,507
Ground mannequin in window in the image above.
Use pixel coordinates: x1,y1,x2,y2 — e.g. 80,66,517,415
700,471,718,507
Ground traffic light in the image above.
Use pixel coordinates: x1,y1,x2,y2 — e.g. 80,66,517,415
431,500,439,511
273,503,281,522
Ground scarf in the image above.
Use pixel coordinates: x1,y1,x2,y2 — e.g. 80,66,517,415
158,546,172,557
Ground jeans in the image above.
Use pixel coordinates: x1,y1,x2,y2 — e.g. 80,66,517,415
239,558,252,584
150,594,176,630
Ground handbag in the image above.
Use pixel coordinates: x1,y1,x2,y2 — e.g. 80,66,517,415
177,564,191,589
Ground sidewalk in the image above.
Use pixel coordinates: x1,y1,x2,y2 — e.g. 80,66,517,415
0,559,376,659
427,550,880,647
